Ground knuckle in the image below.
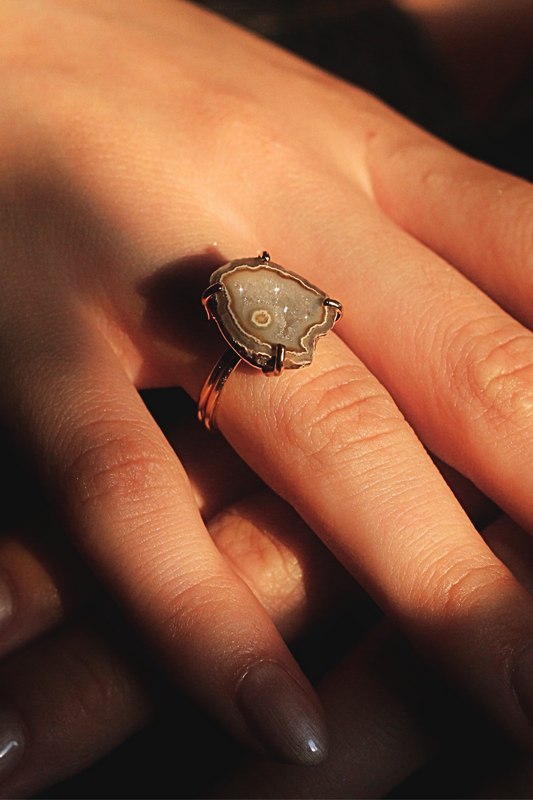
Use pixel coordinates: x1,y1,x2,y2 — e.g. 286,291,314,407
419,555,511,617
60,416,169,516
450,320,533,426
209,503,304,615
281,364,407,470
156,572,244,641
192,86,296,176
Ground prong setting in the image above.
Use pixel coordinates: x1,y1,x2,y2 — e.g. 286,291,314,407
202,282,223,319
199,253,343,432
324,297,343,322
263,343,286,376
274,343,286,376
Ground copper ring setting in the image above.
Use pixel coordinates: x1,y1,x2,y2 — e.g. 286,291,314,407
198,252,342,431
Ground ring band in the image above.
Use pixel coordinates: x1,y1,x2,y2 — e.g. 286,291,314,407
198,348,242,432
198,252,342,431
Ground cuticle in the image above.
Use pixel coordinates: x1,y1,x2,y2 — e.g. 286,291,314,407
233,657,279,696
233,657,315,709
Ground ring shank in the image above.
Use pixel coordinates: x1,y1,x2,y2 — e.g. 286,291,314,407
198,348,242,432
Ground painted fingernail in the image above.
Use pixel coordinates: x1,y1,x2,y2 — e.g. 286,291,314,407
235,660,329,766
0,709,24,784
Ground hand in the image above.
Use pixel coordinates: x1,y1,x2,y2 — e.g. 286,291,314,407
3,0,533,765
0,389,528,798
0,390,353,796
0,406,474,797
0,460,531,797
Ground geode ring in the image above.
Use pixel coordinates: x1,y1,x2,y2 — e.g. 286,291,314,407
198,252,342,431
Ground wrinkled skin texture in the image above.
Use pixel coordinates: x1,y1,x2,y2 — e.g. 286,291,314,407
3,0,533,794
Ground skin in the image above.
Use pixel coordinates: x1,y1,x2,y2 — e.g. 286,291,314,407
0,423,528,797
3,0,533,778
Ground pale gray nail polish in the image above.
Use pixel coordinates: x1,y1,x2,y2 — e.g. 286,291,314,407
0,711,24,784
235,660,329,766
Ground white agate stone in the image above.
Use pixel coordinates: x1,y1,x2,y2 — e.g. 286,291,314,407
206,257,339,371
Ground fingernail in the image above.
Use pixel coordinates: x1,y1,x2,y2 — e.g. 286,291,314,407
0,709,24,784
235,660,329,766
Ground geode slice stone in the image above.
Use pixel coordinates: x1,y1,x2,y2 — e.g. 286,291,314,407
203,256,341,372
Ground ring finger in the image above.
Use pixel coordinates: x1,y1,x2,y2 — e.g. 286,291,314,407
190,315,533,751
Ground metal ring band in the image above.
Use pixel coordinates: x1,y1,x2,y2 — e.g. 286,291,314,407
197,348,242,432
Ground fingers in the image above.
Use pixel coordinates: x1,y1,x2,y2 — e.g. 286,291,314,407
215,516,533,800
210,331,533,751
207,490,358,641
0,445,527,797
214,620,448,800
0,485,354,797
151,388,265,523
0,487,356,796
0,521,89,658
236,117,533,534
4,0,533,774
0,620,153,799
0,318,329,766
0,391,490,665
349,114,533,527
366,118,533,329
0,551,426,799
482,515,533,597
0,512,528,799
0,491,357,666
430,455,500,531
